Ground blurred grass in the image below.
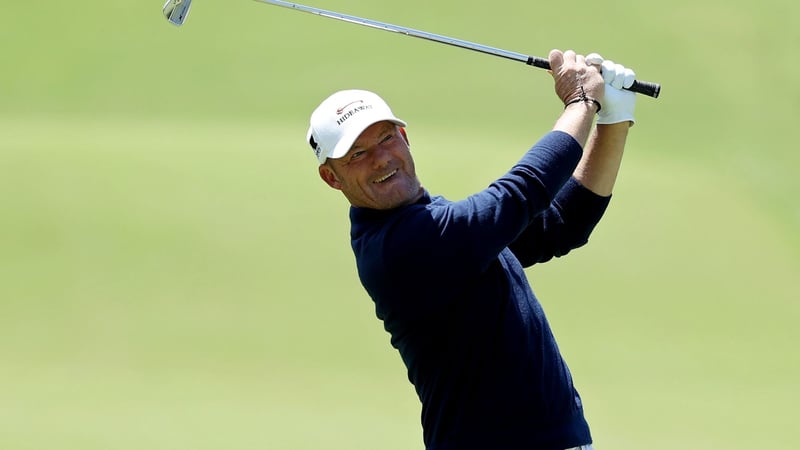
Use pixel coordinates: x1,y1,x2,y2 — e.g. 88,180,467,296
1,117,422,449
1,0,799,449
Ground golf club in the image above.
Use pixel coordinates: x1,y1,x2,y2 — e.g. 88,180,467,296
255,0,661,98
163,0,192,26
163,0,661,98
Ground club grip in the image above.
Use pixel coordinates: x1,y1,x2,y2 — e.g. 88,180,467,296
628,79,660,98
526,56,661,98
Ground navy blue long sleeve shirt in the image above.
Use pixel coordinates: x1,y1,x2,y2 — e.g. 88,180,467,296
349,131,611,450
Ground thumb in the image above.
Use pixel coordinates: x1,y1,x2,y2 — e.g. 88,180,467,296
548,49,564,75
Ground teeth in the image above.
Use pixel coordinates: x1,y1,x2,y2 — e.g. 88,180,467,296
374,169,397,183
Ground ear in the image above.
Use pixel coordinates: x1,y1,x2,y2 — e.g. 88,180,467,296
399,127,410,146
318,164,342,190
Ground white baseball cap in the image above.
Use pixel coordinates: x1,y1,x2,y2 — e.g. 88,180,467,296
307,89,407,164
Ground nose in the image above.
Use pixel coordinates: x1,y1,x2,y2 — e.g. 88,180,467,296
371,142,392,169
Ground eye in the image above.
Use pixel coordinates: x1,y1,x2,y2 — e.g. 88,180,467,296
350,150,366,161
380,133,394,144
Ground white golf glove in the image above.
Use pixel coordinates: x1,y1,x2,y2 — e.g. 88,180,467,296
586,53,636,126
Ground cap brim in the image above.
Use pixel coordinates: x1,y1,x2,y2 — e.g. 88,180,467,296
328,117,407,161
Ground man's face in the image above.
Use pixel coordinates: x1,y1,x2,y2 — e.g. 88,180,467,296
319,121,423,210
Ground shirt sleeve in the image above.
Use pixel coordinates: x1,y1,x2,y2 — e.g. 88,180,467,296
383,131,584,277
508,177,611,267
353,131,586,318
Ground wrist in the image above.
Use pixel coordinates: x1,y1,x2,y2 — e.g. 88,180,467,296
563,86,601,114
564,98,601,114
597,121,633,130
554,105,596,147
596,113,635,127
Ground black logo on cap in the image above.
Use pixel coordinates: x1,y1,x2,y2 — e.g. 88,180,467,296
336,104,373,126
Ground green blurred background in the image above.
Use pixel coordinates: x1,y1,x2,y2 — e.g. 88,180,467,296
1,0,798,448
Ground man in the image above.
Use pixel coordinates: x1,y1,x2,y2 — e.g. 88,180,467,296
306,49,637,450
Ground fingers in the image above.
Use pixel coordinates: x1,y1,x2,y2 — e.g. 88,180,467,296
585,52,638,89
561,50,582,73
601,60,637,89
622,67,636,89
585,53,604,66
601,61,620,88
549,49,596,76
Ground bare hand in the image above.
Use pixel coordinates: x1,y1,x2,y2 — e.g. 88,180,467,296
548,49,604,110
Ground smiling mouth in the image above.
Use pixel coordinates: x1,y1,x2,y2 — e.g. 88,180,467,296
373,169,398,184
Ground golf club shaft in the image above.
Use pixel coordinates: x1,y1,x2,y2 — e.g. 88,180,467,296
254,0,661,98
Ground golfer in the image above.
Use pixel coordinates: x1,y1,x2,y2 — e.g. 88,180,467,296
306,49,637,450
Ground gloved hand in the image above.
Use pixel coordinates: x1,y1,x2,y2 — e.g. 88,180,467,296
586,53,636,126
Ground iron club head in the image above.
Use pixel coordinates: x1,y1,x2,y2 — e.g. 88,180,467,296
163,0,192,26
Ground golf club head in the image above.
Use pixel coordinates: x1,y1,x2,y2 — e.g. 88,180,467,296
163,0,192,26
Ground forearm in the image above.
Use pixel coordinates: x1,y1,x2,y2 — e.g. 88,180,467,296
573,122,630,196
552,102,597,149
